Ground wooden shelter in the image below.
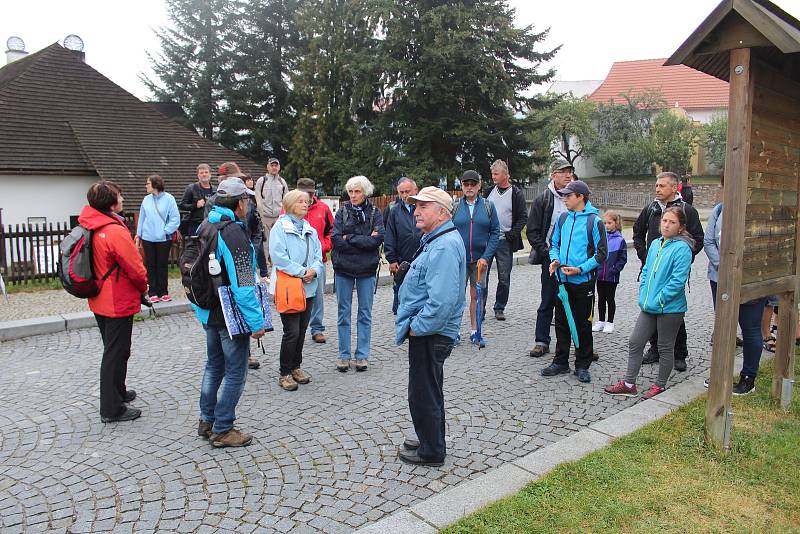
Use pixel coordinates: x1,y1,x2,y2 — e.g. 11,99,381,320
666,0,800,448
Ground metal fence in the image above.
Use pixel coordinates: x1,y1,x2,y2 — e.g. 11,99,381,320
522,185,651,210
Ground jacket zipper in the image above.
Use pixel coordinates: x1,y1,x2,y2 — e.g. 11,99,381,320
563,212,577,278
468,203,474,263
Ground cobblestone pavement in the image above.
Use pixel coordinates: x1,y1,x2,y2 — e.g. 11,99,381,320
0,256,715,533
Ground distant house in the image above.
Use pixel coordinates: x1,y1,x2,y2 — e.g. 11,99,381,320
0,43,264,228
584,58,729,176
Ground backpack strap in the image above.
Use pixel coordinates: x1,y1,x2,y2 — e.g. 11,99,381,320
484,198,494,220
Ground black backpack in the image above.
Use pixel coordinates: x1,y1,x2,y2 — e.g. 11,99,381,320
180,220,233,308
57,223,118,299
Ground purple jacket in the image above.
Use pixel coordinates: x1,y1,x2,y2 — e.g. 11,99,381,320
598,230,627,284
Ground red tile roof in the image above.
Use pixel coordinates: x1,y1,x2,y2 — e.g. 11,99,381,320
0,44,265,209
588,58,729,110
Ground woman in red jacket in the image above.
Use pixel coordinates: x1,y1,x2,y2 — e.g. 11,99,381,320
78,181,148,423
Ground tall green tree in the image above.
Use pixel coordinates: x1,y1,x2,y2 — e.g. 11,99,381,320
590,90,663,176
372,0,558,183
533,96,597,168
288,0,382,191
142,0,239,141
226,0,302,164
701,113,727,171
650,110,697,175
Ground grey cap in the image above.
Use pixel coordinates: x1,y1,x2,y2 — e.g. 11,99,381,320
550,158,574,172
217,177,255,198
296,177,316,193
461,170,481,183
268,157,280,165
557,179,591,197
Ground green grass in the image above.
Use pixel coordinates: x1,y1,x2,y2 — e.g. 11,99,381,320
3,278,63,294
443,357,800,533
584,175,721,185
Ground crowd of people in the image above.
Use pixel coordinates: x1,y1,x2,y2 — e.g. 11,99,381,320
77,156,789,465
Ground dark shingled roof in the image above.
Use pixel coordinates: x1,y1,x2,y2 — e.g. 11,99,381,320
0,43,265,208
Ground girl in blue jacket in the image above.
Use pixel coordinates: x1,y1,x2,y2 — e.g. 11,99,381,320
593,211,627,334
605,207,693,401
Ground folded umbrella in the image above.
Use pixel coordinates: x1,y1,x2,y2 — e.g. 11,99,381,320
474,262,486,349
554,270,580,348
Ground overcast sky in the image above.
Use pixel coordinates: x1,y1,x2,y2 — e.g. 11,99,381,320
3,0,800,100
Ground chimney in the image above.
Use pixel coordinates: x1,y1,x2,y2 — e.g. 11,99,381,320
5,36,28,65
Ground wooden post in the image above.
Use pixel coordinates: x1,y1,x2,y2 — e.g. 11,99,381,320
705,48,754,450
772,292,798,406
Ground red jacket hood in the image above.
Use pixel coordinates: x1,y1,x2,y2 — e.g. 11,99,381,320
78,205,127,231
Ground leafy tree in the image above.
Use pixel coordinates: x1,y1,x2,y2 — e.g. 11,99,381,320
590,90,663,176
650,110,697,175
533,95,597,168
287,0,382,191
372,0,558,184
701,113,727,171
142,0,239,141
226,0,302,165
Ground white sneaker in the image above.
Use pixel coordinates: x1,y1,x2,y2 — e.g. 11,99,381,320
603,322,615,333
592,321,605,332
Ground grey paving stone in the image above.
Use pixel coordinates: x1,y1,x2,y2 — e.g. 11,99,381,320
513,428,613,475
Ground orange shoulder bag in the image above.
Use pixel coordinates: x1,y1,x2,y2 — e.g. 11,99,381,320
274,234,310,314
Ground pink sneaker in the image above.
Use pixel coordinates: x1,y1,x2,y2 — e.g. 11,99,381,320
640,384,666,401
160,295,172,302
149,296,161,303
604,380,638,397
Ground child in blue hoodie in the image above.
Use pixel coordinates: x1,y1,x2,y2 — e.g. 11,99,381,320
605,206,693,401
592,211,627,334
541,180,607,384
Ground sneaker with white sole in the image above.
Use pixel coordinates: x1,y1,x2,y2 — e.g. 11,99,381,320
592,321,605,332
602,322,615,333
604,380,638,397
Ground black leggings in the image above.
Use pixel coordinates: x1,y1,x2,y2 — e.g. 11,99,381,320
596,280,618,322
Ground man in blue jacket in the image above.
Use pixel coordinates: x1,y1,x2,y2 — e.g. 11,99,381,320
396,186,466,467
452,170,500,346
541,180,607,384
194,178,265,448
384,177,422,314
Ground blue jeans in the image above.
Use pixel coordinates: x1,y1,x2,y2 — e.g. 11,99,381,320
309,266,326,335
335,274,376,361
535,264,558,347
487,239,512,312
199,325,250,434
710,281,767,377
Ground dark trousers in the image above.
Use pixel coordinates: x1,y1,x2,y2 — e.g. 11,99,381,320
408,334,453,462
553,281,595,370
142,240,171,297
487,239,513,312
184,220,202,237
710,281,767,377
95,314,134,418
647,322,688,360
596,280,618,322
535,265,558,346
279,297,313,375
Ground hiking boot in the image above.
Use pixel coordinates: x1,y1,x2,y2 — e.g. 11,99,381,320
355,360,368,372
210,428,253,448
640,384,666,401
279,374,298,391
248,358,261,370
732,373,756,396
673,359,687,372
604,380,638,397
312,333,326,343
101,406,141,423
197,419,212,439
494,310,506,321
529,345,549,358
291,368,311,384
337,359,350,373
122,389,137,403
592,321,605,332
541,363,570,377
642,349,660,364
575,368,591,383
602,322,615,333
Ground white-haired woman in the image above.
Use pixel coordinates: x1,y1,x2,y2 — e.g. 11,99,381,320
331,176,385,372
270,189,324,391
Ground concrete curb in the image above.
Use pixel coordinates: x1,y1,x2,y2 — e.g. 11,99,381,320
356,372,712,533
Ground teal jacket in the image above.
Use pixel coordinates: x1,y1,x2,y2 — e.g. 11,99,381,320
192,206,264,332
269,214,324,297
395,220,466,343
639,234,694,314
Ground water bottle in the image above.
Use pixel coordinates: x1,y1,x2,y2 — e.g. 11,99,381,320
208,253,221,276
